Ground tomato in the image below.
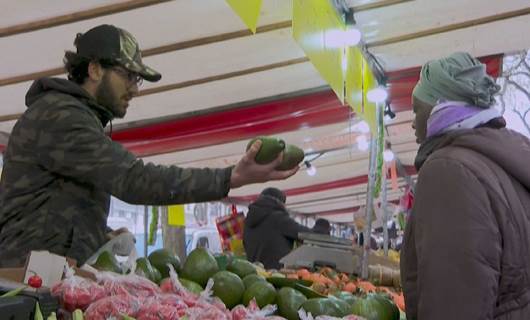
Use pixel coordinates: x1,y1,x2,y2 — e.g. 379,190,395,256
28,273,43,288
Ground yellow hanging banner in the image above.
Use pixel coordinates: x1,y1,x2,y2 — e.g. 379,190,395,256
292,0,345,103
345,47,378,132
167,205,185,226
225,0,263,34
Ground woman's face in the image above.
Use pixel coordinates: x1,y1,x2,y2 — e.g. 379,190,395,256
412,96,434,144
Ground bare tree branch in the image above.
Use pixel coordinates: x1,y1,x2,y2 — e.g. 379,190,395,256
498,82,507,115
522,50,530,72
504,51,526,75
509,71,530,79
497,51,530,136
506,79,530,102
513,107,530,134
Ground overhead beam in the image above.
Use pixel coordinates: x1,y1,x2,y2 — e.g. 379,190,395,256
143,20,292,56
0,0,174,37
353,0,413,12
0,20,293,88
137,57,309,97
367,7,530,48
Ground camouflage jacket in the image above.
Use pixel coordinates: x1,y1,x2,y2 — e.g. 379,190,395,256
0,78,232,267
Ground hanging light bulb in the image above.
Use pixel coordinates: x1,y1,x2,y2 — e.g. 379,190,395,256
305,161,317,176
325,28,362,48
356,135,369,151
357,121,370,134
344,28,362,46
383,149,395,162
367,87,388,103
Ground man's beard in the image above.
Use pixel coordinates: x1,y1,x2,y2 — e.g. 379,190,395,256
95,73,126,118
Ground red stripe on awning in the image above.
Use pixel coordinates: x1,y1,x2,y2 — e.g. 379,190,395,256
114,90,351,157
307,200,399,217
228,165,417,203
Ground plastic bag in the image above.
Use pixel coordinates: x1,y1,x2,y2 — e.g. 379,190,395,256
84,294,140,320
232,299,282,320
50,267,106,311
184,306,231,320
157,265,231,320
135,294,188,320
158,264,203,310
97,271,160,298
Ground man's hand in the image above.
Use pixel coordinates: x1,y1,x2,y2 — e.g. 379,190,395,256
230,140,299,189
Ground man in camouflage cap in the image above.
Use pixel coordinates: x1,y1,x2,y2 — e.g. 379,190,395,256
0,25,297,267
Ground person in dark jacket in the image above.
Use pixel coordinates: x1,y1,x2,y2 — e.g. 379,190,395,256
0,25,298,267
243,187,311,269
401,52,530,319
311,218,331,235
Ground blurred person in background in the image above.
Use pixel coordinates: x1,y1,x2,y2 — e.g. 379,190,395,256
311,218,331,235
243,187,311,269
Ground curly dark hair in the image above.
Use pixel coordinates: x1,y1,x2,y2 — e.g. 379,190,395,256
63,51,116,84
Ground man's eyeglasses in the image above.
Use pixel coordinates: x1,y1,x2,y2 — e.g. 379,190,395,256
110,66,143,87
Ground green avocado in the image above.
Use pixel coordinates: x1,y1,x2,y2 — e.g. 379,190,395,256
301,298,343,317
351,293,400,320
227,259,257,279
246,136,285,164
92,251,121,274
332,291,358,306
136,257,161,284
293,284,327,299
242,281,277,308
328,295,354,316
181,248,219,287
276,144,305,171
277,287,307,320
212,271,245,309
148,248,181,278
267,277,313,289
179,278,204,294
243,274,266,289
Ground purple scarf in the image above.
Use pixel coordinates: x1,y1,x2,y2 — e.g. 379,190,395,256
426,101,502,138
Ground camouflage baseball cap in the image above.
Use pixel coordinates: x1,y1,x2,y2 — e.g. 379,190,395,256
75,24,161,82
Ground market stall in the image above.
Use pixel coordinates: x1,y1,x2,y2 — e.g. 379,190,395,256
1,0,529,319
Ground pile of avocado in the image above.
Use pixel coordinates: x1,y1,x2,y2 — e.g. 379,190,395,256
92,244,400,319
91,248,180,285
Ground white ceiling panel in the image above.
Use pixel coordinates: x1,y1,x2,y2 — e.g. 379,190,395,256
371,14,530,71
0,0,126,28
356,0,530,44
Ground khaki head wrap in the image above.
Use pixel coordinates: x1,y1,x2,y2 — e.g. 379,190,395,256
412,52,500,108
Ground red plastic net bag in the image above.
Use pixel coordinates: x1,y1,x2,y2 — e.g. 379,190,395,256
50,271,107,311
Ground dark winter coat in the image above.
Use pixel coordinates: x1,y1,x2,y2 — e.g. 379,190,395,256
0,78,232,267
401,127,530,319
243,195,311,269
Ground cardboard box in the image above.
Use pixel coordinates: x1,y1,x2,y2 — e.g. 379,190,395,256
0,251,96,288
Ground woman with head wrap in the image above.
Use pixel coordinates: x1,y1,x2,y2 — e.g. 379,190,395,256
401,52,530,320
